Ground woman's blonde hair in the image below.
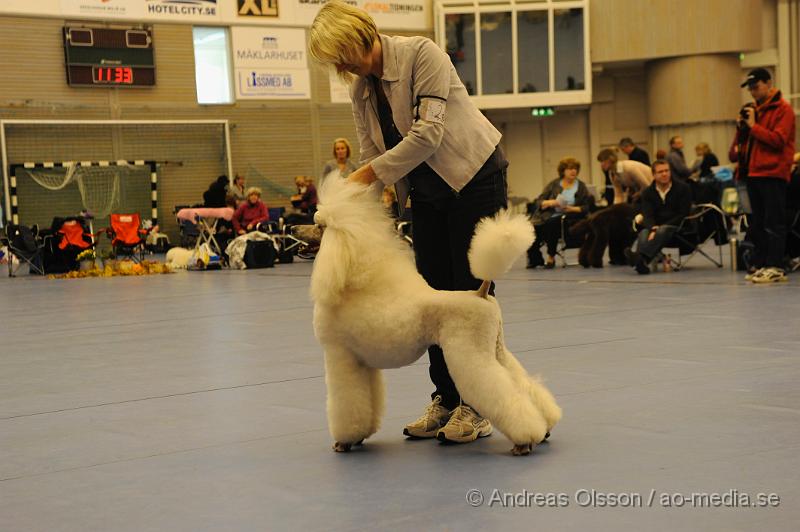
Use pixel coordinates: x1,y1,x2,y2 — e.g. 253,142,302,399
308,0,378,83
557,157,581,178
246,186,262,198
333,137,352,159
696,142,710,156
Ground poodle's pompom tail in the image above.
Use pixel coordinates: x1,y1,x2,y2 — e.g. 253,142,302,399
468,210,535,281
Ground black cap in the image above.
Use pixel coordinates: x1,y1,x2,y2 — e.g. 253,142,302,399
741,68,771,88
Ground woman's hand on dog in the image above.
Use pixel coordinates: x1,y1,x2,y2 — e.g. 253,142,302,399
347,164,378,186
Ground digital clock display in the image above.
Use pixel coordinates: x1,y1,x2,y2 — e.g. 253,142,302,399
64,26,156,88
93,66,134,84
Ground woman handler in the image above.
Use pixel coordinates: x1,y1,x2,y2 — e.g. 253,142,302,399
309,0,508,444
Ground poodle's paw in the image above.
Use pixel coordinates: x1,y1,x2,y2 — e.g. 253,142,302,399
511,443,534,456
333,441,353,452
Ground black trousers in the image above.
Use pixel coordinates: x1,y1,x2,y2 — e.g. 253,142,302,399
410,169,508,410
746,177,787,269
528,213,585,263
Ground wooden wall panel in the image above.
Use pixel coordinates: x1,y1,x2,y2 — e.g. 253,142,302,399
590,0,763,64
646,54,743,126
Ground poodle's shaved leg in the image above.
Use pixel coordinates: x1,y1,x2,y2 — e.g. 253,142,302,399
324,346,383,449
441,339,549,447
477,280,491,299
367,367,386,437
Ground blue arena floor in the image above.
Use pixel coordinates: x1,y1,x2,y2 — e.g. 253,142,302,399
1,250,799,531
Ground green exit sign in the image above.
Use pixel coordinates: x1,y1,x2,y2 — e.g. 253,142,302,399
532,107,555,117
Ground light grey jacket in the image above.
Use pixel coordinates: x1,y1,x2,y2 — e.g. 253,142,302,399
350,35,501,204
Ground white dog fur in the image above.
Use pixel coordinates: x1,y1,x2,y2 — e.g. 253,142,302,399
311,178,562,455
165,246,193,269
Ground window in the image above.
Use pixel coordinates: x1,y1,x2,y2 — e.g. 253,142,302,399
436,0,591,109
193,27,233,105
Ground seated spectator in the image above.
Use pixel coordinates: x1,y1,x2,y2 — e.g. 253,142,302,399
230,173,246,206
597,148,653,205
527,157,595,269
382,187,400,218
290,176,318,215
233,187,269,235
624,160,691,274
692,142,720,179
203,175,229,208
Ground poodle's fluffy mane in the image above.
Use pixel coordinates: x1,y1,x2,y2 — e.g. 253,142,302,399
311,178,413,305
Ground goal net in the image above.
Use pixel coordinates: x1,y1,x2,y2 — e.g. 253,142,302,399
2,120,231,241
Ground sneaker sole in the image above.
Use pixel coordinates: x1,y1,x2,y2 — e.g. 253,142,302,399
752,277,788,284
435,424,493,444
402,428,439,439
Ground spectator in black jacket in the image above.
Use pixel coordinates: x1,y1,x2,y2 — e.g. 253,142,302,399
202,175,229,208
624,159,691,274
619,137,651,166
692,142,720,179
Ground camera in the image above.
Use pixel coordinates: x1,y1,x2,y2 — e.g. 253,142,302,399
738,103,755,130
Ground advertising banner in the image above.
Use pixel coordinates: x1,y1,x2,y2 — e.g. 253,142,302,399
295,0,428,30
59,0,222,22
329,71,351,104
234,68,310,98
143,0,221,21
231,26,310,99
59,0,139,18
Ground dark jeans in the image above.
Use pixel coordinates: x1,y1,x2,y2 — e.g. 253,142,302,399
635,225,678,261
746,177,787,269
411,169,508,410
528,213,584,264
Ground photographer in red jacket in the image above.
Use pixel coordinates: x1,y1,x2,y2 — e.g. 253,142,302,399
730,68,796,283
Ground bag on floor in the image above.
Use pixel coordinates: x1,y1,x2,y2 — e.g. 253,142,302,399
244,239,275,269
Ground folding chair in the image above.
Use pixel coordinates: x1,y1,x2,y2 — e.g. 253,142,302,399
1,224,49,276
43,217,97,273
661,203,727,271
555,213,589,267
106,213,149,263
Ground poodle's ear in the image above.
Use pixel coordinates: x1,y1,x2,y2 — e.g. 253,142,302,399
310,229,353,305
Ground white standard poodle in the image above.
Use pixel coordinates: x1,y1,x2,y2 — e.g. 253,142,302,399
309,178,562,456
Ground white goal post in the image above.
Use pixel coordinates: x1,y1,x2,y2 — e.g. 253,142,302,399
1,119,233,226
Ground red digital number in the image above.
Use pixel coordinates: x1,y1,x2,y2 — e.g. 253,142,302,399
93,66,134,84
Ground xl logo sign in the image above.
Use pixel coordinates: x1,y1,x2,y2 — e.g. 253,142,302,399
238,0,279,17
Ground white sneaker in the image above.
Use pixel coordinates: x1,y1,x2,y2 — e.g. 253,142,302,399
403,396,451,438
751,267,787,284
745,267,764,281
436,404,493,443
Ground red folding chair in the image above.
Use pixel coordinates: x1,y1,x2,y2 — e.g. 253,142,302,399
106,213,150,263
57,219,94,252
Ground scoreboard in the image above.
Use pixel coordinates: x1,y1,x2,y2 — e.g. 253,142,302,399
63,26,156,88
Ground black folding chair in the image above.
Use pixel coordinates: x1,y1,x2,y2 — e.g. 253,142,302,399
1,224,50,277
662,203,727,271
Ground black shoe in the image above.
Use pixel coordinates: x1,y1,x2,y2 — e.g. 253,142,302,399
544,260,556,269
623,247,639,266
635,258,651,275
527,251,544,269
